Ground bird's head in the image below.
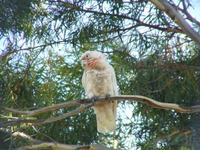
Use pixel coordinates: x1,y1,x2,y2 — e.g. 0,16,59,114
80,51,107,70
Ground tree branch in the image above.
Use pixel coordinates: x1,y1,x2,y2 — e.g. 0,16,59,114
135,62,200,72
17,143,90,150
12,131,43,144
1,95,200,128
149,0,200,48
174,1,200,27
53,0,182,34
17,143,115,150
35,104,92,125
0,38,73,60
0,118,36,128
2,100,82,116
11,130,116,150
12,131,115,150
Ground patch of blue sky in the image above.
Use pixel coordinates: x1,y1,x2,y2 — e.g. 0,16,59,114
187,0,200,20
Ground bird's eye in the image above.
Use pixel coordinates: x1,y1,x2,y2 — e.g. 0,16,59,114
85,54,89,58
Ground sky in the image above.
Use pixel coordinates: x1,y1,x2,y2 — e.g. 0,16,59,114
188,0,200,20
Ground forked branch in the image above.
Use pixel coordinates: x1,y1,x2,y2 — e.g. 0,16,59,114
1,95,200,128
149,0,200,48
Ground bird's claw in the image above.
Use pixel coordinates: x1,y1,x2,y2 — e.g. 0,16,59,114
105,94,111,100
105,94,111,98
91,96,99,105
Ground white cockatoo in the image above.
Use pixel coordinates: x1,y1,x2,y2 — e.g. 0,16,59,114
80,51,118,133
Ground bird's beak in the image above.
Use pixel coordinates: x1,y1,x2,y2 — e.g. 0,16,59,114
80,55,86,61
80,56,87,67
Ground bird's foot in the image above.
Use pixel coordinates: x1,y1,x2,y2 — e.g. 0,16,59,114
105,94,111,100
91,96,99,105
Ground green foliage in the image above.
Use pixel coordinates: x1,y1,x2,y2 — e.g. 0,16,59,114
0,0,200,149
0,0,41,37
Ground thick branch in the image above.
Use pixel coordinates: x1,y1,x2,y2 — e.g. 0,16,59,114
17,143,90,150
3,95,200,116
17,143,114,150
149,0,200,48
3,95,200,117
1,95,200,128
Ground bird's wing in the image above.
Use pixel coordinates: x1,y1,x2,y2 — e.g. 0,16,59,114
110,65,119,96
82,71,89,96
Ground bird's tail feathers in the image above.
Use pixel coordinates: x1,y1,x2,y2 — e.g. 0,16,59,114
93,101,117,133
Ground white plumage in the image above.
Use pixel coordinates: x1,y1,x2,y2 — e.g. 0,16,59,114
80,51,118,133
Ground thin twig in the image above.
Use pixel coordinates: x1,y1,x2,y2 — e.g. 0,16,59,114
35,104,92,125
52,0,183,33
12,131,43,144
1,100,83,116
